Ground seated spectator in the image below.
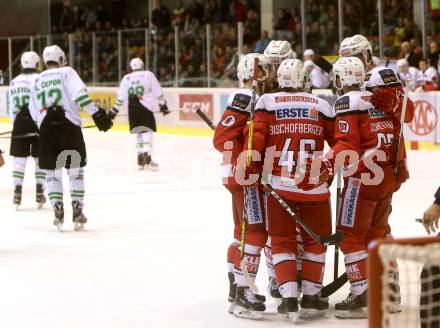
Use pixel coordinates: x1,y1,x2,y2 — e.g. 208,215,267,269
172,0,187,27
429,41,440,69
417,58,439,91
399,41,422,68
303,49,331,89
254,30,271,53
396,58,419,91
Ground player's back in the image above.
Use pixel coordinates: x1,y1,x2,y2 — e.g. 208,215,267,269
254,91,334,200
118,70,162,110
9,73,38,118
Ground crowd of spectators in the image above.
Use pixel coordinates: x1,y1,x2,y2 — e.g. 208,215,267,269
46,0,440,88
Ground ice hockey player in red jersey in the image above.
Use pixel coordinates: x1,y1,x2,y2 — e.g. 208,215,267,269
213,53,270,319
245,59,335,321
297,53,413,318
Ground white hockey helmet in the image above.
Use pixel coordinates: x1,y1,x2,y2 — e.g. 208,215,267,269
21,51,40,69
264,40,297,65
339,35,373,65
332,56,365,91
130,58,144,71
237,53,269,83
43,45,66,66
277,59,305,89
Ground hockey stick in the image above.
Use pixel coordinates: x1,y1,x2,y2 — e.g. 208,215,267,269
262,182,344,246
320,272,348,298
392,78,410,174
195,108,216,130
334,168,342,281
238,57,260,294
312,55,333,74
0,132,39,139
0,130,12,136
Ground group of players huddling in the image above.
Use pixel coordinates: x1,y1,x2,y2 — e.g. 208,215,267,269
213,35,414,321
6,45,169,231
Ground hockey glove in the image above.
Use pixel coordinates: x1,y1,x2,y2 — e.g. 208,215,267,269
160,103,170,116
108,107,119,120
296,157,333,191
370,86,414,122
92,107,113,132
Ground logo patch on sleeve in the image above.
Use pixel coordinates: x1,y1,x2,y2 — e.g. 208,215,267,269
334,96,350,112
221,115,236,127
378,69,398,84
338,120,350,133
231,93,251,110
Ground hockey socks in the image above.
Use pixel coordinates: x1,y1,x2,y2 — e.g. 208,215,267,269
301,252,326,296
273,253,298,298
69,168,85,204
12,157,26,187
344,250,368,295
47,170,63,207
234,244,261,287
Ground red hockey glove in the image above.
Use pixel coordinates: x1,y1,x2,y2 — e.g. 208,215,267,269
370,86,405,121
296,157,334,191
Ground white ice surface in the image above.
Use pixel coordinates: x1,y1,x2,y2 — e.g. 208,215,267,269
0,124,438,328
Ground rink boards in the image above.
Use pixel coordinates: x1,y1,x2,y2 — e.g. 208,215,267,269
0,86,439,148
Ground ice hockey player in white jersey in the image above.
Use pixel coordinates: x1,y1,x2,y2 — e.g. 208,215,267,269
396,58,419,91
29,45,113,231
109,57,170,171
8,51,47,209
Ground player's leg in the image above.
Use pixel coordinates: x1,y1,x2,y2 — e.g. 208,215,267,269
335,178,374,319
267,195,299,320
32,137,46,209
297,199,332,319
262,191,282,301
12,157,26,208
64,126,88,231
46,169,64,229
232,186,266,319
137,131,158,171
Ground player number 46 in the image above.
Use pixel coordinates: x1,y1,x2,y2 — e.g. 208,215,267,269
278,138,316,173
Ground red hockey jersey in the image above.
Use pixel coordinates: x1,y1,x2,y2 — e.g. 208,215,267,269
213,88,255,186
249,91,335,201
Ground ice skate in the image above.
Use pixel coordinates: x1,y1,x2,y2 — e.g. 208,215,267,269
335,291,368,319
268,276,282,300
72,201,87,231
299,294,329,319
143,153,159,172
13,185,22,209
277,297,298,323
36,183,46,209
227,272,237,314
137,153,146,170
53,202,64,232
233,286,265,320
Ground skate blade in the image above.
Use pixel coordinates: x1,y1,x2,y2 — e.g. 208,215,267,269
228,302,235,314
74,222,85,231
335,307,368,319
298,308,326,320
233,306,263,320
55,223,63,232
37,202,44,209
146,165,159,172
282,312,298,324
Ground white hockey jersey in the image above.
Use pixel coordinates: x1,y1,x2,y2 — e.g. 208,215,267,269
397,67,419,90
29,66,99,128
417,66,439,88
114,70,165,112
8,73,39,122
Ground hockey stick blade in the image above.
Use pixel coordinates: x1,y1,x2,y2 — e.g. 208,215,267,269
263,182,343,246
195,108,216,130
240,258,259,293
321,273,348,298
312,55,333,74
